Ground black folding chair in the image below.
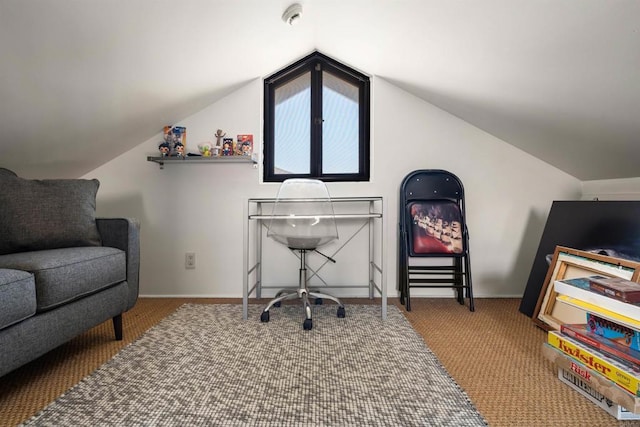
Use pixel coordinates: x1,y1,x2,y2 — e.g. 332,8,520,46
398,169,474,311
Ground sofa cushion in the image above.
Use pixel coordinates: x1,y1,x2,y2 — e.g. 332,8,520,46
0,268,36,330
0,175,102,255
0,247,126,311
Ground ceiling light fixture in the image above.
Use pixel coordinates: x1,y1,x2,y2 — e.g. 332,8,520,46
282,3,303,26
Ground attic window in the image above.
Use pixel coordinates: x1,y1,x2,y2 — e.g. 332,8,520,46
263,51,370,182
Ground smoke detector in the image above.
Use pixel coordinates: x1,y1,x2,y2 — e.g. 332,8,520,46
282,3,303,26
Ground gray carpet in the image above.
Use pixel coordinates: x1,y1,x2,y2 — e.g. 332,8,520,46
22,304,487,426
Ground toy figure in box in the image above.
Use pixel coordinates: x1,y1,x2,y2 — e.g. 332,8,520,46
237,134,253,156
163,125,187,156
222,137,234,156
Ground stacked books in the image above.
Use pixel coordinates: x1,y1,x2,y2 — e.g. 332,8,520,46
543,275,640,420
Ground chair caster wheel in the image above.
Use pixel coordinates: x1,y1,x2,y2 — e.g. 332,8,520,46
260,311,270,322
314,298,323,305
303,319,313,330
274,301,281,308
337,306,346,318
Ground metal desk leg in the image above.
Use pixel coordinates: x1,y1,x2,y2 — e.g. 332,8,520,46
242,200,249,320
381,198,387,320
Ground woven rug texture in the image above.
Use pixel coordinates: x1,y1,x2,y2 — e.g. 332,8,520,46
22,303,486,426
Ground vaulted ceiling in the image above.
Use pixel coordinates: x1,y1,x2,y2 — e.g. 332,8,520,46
1,0,638,180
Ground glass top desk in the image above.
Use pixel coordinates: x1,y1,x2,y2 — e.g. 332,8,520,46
243,196,386,321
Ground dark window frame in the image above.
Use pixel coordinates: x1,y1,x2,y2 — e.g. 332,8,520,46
263,51,370,182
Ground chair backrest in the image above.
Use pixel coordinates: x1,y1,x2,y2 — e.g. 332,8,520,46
400,170,468,257
267,178,338,250
401,169,465,203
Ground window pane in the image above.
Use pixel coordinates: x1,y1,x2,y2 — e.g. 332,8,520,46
322,71,359,174
274,72,311,174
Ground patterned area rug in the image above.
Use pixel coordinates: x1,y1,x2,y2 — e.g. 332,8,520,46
22,304,486,426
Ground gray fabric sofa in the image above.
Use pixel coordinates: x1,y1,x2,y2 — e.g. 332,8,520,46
0,168,140,378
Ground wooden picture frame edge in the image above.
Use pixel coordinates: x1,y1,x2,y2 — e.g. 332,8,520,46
532,245,640,331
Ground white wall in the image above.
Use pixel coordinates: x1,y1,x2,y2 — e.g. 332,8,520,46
581,178,640,200
85,76,581,299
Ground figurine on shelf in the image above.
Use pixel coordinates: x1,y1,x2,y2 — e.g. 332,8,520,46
158,141,171,157
173,142,185,158
214,129,226,156
197,142,213,157
240,140,252,156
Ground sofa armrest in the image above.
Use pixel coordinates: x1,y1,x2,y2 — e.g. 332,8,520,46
96,218,140,311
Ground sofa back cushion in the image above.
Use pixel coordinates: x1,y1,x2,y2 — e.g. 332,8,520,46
0,168,18,177
0,173,102,255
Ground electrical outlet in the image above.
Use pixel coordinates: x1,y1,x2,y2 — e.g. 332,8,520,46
185,252,196,269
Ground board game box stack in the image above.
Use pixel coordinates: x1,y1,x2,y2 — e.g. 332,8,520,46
556,365,640,420
542,275,640,420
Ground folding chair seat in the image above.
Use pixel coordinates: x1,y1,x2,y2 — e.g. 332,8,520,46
398,169,474,311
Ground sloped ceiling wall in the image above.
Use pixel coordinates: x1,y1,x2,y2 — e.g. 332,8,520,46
1,0,638,180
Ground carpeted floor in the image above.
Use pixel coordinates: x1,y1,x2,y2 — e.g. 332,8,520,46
2,297,640,426
19,304,486,426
